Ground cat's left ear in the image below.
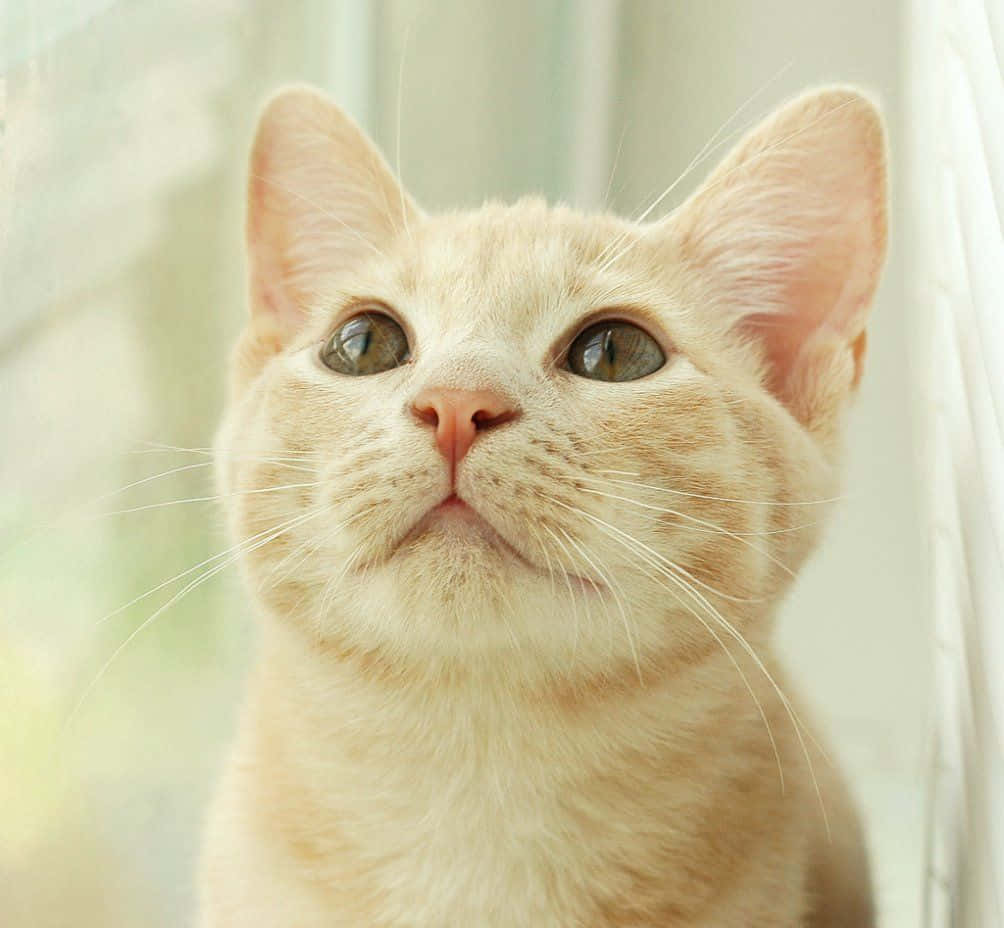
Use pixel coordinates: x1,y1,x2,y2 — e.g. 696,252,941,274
668,87,888,426
245,85,419,345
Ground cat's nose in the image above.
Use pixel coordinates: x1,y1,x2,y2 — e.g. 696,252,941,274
411,388,520,469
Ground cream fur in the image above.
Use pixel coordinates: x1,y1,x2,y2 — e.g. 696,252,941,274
199,84,887,927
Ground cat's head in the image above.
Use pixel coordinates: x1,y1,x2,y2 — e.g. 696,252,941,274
217,85,886,683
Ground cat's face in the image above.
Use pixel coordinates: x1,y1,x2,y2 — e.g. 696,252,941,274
218,86,886,682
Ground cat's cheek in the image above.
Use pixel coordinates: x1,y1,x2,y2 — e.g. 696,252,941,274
229,322,287,396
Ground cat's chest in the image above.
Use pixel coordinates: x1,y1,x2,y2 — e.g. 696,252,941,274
249,647,725,926
321,720,599,926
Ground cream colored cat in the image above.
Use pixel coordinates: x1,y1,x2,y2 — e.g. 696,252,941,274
199,83,886,927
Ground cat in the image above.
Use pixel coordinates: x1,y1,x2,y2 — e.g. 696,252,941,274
198,82,886,927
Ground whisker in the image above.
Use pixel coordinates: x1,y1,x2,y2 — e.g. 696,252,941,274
651,59,796,225
558,526,643,686
602,119,630,211
268,507,370,601
132,443,321,471
91,507,328,629
566,502,831,833
575,482,795,580
65,505,329,733
97,461,214,501
133,440,322,462
573,478,823,538
593,61,795,272
539,524,587,662
1,459,217,564
524,520,559,603
592,471,845,508
316,507,385,619
262,518,338,594
541,496,785,792
102,481,325,517
395,14,415,247
566,482,775,598
5,457,321,566
671,96,860,213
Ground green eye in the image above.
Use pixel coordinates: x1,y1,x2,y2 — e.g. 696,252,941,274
320,310,410,375
566,320,666,382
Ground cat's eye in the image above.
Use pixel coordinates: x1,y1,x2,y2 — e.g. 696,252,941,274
320,310,410,375
565,320,666,382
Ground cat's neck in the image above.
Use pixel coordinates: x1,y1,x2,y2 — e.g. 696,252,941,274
231,608,794,928
249,608,776,773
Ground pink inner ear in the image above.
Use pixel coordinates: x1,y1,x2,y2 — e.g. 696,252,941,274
246,149,313,337
247,220,304,334
743,311,814,397
739,196,879,399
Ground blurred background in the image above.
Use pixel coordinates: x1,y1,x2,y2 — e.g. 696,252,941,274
4,1,993,925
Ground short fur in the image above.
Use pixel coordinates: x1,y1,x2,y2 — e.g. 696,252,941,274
199,84,887,927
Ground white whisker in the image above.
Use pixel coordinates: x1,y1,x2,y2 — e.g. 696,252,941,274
315,507,384,620
66,505,329,733
574,478,822,539
91,507,327,629
542,495,786,793
576,483,796,579
102,481,324,517
593,62,795,273
602,119,629,211
98,461,214,500
133,442,321,471
133,440,322,463
599,77,854,278
558,526,643,686
593,471,844,508
539,524,587,662
395,15,415,247
524,520,559,603
553,499,831,833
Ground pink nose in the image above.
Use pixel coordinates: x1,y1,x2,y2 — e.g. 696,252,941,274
411,388,519,473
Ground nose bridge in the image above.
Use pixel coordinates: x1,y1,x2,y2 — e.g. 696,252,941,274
413,340,524,407
414,339,523,399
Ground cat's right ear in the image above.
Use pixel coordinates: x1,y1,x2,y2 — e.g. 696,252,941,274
664,87,887,436
245,86,418,347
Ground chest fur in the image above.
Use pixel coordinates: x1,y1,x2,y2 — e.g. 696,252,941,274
236,658,801,928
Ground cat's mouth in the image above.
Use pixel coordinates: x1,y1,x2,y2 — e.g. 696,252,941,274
379,493,606,593
433,493,478,517
392,493,535,564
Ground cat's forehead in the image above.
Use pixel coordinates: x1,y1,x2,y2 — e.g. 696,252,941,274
390,200,644,332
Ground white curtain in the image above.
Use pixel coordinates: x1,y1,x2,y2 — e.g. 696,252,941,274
908,1,1004,925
